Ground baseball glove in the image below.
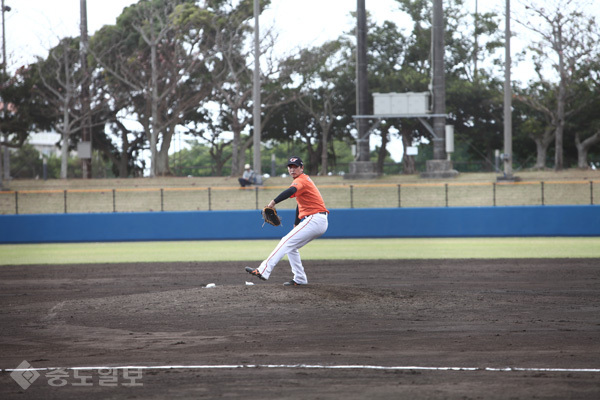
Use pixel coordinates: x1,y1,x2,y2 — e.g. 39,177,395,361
262,206,281,227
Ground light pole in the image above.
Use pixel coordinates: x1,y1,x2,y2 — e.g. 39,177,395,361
252,0,261,183
431,0,446,160
80,0,92,178
497,0,517,181
1,0,8,73
502,0,513,179
356,0,369,163
0,0,10,189
345,0,377,179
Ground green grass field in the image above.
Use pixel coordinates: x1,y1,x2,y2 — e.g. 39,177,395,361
1,237,599,265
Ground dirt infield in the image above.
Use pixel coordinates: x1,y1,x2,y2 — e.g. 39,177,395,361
1,259,599,399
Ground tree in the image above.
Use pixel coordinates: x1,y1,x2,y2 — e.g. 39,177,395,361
375,0,504,172
517,0,600,170
515,83,557,169
90,0,212,177
169,140,231,176
280,41,350,176
571,59,600,168
183,0,306,177
93,99,147,177
262,98,322,175
87,25,148,178
0,65,54,153
165,0,254,176
8,143,43,179
367,16,428,174
204,2,257,178
35,38,91,179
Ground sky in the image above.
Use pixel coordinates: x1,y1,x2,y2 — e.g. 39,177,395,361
8,1,597,70
6,0,422,71
3,0,577,165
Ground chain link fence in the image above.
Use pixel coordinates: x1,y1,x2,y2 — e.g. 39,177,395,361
1,180,598,215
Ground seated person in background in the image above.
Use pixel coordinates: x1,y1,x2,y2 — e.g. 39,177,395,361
238,164,256,187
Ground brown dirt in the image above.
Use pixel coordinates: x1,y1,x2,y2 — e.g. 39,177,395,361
1,259,599,399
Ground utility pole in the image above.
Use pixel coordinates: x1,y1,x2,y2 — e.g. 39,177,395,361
0,0,10,189
431,0,446,161
252,0,262,183
346,0,377,179
80,0,92,178
356,0,369,163
421,0,458,178
502,0,514,180
473,0,478,80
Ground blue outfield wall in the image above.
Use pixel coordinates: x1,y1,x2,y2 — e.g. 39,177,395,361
0,205,599,243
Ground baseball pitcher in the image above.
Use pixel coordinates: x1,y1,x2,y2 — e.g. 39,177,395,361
246,156,329,286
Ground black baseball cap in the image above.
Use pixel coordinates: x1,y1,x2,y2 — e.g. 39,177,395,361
287,156,303,167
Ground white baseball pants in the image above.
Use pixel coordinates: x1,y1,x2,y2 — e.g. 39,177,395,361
257,213,328,284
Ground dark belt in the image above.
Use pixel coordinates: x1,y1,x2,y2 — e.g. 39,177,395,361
302,212,327,222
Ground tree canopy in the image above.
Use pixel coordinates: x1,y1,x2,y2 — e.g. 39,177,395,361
4,0,600,179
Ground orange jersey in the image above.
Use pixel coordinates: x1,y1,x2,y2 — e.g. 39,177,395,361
290,173,328,219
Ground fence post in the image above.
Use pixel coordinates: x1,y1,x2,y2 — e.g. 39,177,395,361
541,181,545,206
160,188,164,212
445,183,449,207
208,187,212,211
112,189,116,213
64,190,67,214
397,184,401,208
255,187,259,210
15,191,18,215
591,181,594,205
350,185,354,209
493,182,496,207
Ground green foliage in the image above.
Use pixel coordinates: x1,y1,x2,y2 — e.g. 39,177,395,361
9,144,43,179
0,66,55,150
6,0,600,177
169,138,359,177
169,140,231,177
9,144,115,179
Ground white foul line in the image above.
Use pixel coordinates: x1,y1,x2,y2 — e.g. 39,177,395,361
3,364,600,373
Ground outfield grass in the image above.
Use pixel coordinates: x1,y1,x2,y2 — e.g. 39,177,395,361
1,237,599,265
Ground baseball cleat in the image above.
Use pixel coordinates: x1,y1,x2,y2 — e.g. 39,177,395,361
245,267,266,281
283,280,303,286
